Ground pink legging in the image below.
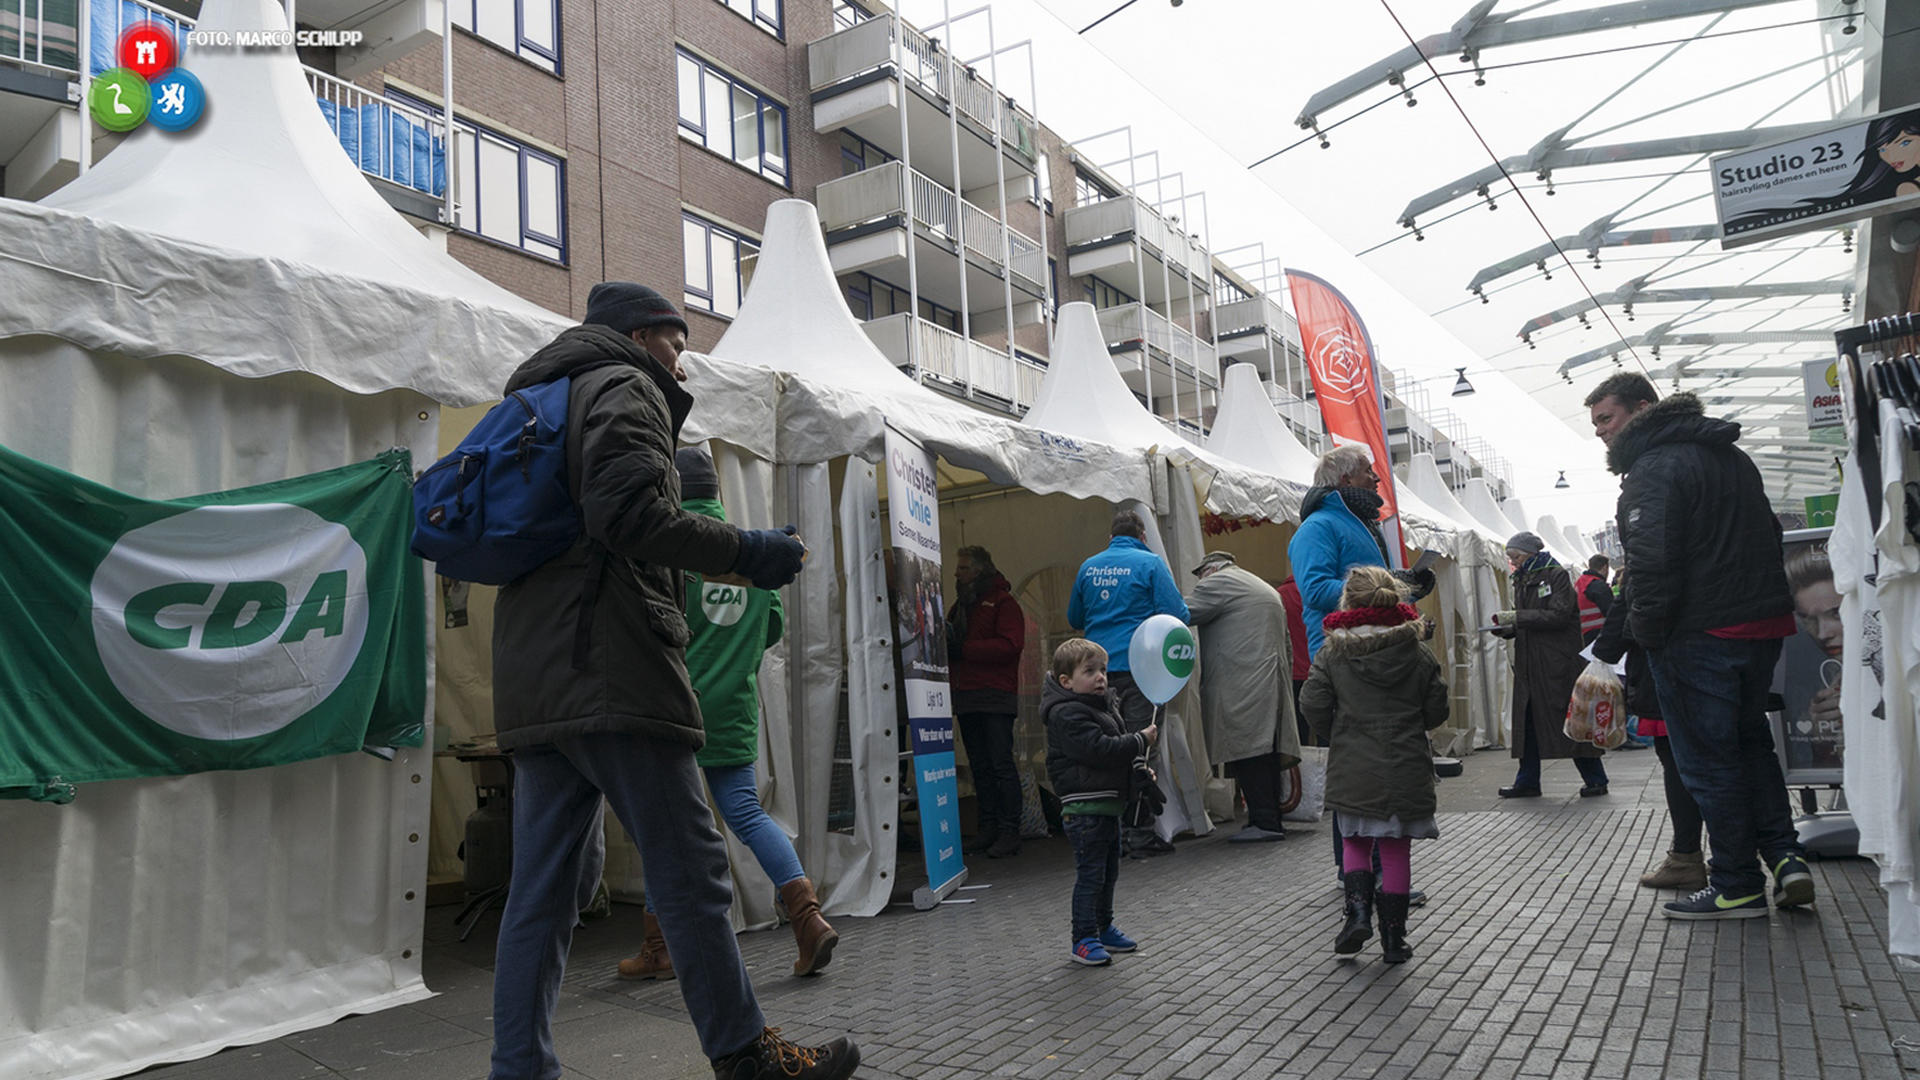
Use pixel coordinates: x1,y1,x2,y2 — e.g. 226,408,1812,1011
1343,837,1412,894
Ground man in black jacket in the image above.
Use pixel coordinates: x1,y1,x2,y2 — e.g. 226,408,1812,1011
1588,372,1812,921
488,283,858,1080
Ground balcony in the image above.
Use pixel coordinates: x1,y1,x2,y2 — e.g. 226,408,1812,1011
1096,302,1219,385
807,13,1036,194
1064,196,1211,311
307,65,448,221
819,160,1046,320
1215,294,1300,360
862,312,1029,410
1263,378,1327,456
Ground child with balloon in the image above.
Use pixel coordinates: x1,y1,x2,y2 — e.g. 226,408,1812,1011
1299,566,1451,964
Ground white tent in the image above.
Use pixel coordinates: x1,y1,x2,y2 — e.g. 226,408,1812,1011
1407,453,1512,751
1534,514,1583,566
1205,362,1320,494
1462,477,1523,547
1499,496,1535,539
1563,525,1598,563
0,0,568,1074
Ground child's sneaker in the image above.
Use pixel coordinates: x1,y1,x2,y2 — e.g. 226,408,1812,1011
1071,937,1112,966
1098,924,1137,953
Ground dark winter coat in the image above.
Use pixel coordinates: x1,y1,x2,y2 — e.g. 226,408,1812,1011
1499,556,1599,760
492,324,742,751
1607,392,1792,647
1041,679,1149,811
1299,619,1449,821
948,572,1025,713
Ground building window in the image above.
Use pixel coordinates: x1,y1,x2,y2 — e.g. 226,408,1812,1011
1074,170,1117,207
714,0,781,35
685,214,759,318
677,50,789,186
452,0,559,73
843,273,958,329
387,91,566,261
839,130,892,176
1083,275,1135,309
832,0,876,30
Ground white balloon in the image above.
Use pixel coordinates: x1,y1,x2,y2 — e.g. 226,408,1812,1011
1127,614,1196,705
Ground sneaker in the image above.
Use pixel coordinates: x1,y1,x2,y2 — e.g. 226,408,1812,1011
1772,855,1816,909
1579,783,1609,798
1662,885,1768,920
1098,924,1138,953
1071,937,1112,966
1497,785,1542,798
1138,836,1177,856
711,1027,860,1080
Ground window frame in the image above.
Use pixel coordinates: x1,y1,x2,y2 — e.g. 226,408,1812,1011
684,212,761,319
713,0,782,37
452,0,562,74
391,92,567,264
675,48,791,187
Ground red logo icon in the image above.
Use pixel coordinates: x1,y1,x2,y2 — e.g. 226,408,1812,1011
119,23,177,80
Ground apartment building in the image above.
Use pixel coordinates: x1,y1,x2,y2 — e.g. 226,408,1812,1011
0,0,1509,495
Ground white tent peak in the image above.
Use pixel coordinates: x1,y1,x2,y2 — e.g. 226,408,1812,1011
1025,301,1195,454
1460,478,1521,543
42,0,554,324
1407,452,1502,545
1499,496,1533,538
711,199,931,387
1562,524,1596,562
1534,514,1580,565
1205,362,1321,482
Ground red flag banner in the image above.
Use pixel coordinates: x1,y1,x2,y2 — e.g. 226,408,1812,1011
1284,268,1404,566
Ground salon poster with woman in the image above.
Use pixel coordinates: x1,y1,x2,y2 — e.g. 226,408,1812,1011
1712,105,1920,248
1776,529,1847,783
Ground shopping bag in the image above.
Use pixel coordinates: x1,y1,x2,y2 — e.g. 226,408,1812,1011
1204,775,1239,824
1566,658,1627,749
1282,746,1328,823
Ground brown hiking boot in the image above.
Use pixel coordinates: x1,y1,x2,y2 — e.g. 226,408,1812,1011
777,877,839,976
1639,850,1708,891
711,1027,859,1080
616,911,674,980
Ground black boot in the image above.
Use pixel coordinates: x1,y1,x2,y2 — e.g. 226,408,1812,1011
1378,892,1413,964
1335,870,1375,955
963,825,998,855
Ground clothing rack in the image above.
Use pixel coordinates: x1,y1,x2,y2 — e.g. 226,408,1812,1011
1835,312,1920,532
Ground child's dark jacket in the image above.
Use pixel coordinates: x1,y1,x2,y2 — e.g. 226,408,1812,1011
1042,679,1148,810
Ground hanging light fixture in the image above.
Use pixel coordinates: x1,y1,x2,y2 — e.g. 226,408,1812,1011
1554,471,1570,489
1451,367,1475,397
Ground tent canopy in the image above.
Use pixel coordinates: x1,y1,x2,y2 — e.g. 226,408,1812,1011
0,0,569,408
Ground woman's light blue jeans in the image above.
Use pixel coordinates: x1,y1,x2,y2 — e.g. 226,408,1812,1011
647,762,805,913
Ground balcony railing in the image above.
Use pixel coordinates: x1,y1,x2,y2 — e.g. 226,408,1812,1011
861,312,1017,404
1014,356,1046,412
807,12,1036,164
819,161,1046,298
1094,303,1219,384
3,0,79,73
1214,294,1298,342
1065,196,1209,281
307,66,447,198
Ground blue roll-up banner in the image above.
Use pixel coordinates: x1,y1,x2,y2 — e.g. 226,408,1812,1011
884,426,967,908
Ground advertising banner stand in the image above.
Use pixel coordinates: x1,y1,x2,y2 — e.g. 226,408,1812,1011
883,426,969,909
1776,527,1857,857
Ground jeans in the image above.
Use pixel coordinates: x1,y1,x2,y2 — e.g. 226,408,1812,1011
1064,812,1121,943
956,712,1022,836
645,763,806,913
1108,671,1159,848
1647,632,1801,896
1511,706,1609,789
491,733,764,1079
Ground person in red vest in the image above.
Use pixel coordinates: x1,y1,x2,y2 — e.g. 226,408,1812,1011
1574,555,1614,646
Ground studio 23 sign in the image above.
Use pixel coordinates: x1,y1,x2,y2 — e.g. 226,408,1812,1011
89,22,206,133
1713,105,1920,247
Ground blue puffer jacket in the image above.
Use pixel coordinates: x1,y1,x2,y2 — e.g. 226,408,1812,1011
1067,536,1189,672
1287,485,1389,660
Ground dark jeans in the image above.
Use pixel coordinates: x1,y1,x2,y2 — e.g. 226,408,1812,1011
1647,632,1801,896
957,711,1022,836
1229,751,1288,832
1064,812,1121,942
1653,735,1704,855
491,733,764,1078
1512,706,1609,788
1108,671,1159,848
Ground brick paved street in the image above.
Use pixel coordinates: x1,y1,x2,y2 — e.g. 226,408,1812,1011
138,746,1920,1080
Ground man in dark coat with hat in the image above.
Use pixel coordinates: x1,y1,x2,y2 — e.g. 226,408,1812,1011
1490,531,1610,798
487,283,860,1080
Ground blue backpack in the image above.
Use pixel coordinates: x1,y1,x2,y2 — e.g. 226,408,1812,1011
411,377,580,584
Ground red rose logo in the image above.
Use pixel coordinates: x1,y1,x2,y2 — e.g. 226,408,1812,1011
1308,328,1372,406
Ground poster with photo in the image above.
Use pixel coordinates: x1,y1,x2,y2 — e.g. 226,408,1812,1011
1713,105,1920,247
1776,529,1845,784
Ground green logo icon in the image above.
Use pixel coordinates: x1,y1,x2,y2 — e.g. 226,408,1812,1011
89,67,151,132
1161,626,1196,679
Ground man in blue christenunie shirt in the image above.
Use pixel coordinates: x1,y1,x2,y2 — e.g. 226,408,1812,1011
1068,509,1189,857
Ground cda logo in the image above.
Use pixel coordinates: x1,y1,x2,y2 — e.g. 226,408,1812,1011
1161,627,1196,678
90,504,370,740
702,582,749,627
89,22,206,134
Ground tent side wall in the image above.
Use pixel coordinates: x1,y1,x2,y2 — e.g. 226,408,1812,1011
0,343,435,1080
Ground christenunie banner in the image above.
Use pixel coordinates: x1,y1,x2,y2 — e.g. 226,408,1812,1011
0,446,426,803
1284,268,1405,567
1713,105,1920,248
882,426,966,907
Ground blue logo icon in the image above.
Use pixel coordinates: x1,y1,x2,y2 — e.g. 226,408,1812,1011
145,68,205,132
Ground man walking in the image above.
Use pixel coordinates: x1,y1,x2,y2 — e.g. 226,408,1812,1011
949,545,1027,859
1068,509,1189,856
488,282,859,1080
1587,371,1813,920
1186,551,1300,842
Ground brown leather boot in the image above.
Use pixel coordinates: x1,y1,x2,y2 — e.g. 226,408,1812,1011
778,877,839,977
616,911,674,981
1639,849,1708,891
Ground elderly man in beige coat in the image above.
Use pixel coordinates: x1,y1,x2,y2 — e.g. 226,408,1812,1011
1187,551,1302,842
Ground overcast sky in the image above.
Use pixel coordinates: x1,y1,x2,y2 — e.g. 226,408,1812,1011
901,0,1850,532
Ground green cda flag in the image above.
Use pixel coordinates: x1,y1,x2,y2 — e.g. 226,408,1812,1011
0,446,426,803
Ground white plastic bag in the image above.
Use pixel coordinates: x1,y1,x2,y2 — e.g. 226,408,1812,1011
1566,658,1627,749
1282,746,1328,823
